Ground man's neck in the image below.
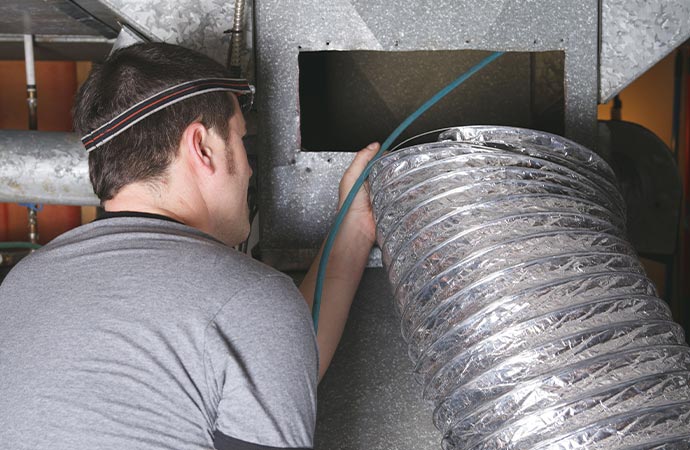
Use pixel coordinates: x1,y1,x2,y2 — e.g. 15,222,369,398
103,184,188,225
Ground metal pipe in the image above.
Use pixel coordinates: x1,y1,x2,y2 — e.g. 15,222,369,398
369,126,690,450
26,205,39,245
227,0,246,77
0,131,98,206
23,35,37,131
23,34,40,246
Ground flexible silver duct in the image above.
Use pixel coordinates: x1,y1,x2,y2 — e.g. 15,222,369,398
368,126,690,450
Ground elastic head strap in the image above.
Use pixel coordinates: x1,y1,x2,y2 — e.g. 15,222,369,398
80,78,255,153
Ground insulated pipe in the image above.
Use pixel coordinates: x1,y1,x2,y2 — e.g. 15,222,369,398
369,126,690,450
0,131,98,206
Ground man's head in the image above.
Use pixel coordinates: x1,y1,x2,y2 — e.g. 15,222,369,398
74,43,235,201
74,43,252,245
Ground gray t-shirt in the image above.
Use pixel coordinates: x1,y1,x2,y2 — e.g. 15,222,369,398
0,216,317,450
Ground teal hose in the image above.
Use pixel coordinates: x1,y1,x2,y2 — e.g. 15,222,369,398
0,242,41,250
312,51,505,332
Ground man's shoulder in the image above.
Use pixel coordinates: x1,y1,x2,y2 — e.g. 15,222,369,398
14,216,290,297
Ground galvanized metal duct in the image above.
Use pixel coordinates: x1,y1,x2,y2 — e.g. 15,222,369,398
0,130,98,206
369,126,690,449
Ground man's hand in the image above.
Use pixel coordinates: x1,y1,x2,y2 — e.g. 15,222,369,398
338,142,380,246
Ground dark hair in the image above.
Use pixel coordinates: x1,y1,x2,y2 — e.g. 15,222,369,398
73,43,234,202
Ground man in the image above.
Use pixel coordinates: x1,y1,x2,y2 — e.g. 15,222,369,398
0,43,378,449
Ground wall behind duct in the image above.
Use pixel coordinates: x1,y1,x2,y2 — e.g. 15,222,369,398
597,48,688,331
599,52,676,145
0,61,91,244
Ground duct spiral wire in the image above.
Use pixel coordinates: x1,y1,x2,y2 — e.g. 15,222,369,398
368,126,690,450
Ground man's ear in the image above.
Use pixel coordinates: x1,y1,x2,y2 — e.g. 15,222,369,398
181,122,215,174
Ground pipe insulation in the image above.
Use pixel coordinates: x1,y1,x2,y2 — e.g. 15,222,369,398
368,126,690,450
0,131,98,206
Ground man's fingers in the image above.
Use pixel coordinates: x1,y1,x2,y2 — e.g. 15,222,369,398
362,142,380,158
347,142,380,175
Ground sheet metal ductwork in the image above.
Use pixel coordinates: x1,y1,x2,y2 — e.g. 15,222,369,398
369,126,690,449
253,0,690,269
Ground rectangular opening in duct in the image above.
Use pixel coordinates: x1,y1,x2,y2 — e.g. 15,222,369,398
298,50,565,152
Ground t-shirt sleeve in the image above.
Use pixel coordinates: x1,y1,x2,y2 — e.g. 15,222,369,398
204,275,318,450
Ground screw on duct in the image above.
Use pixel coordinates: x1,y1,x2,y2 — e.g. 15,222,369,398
368,126,690,450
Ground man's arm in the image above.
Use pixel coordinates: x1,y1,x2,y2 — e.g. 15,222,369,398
299,143,380,381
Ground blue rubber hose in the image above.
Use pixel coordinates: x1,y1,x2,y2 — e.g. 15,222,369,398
0,242,41,250
312,51,505,332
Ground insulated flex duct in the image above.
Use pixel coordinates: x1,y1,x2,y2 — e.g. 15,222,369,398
369,126,690,449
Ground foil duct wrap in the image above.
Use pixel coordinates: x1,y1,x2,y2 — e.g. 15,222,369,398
368,126,690,450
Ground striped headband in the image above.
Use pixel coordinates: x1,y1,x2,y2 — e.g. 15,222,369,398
81,78,255,153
